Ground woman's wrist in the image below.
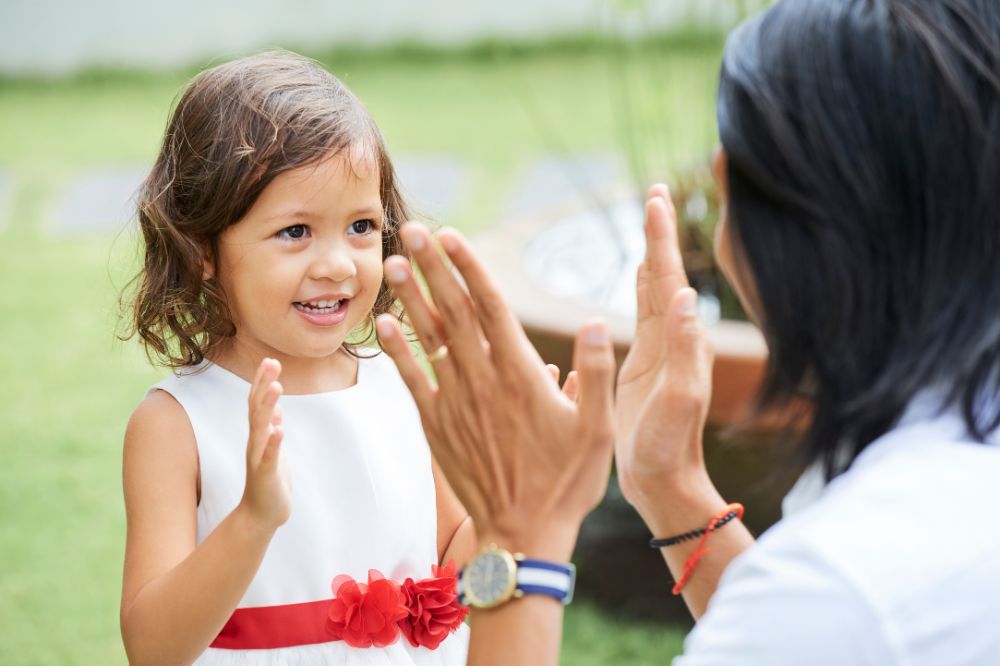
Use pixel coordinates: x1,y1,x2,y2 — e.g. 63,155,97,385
474,519,582,562
631,474,728,540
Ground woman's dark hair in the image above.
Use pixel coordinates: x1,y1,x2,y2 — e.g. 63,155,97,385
120,50,409,368
717,0,1000,479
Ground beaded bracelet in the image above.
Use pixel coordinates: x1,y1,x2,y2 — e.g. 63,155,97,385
648,508,742,549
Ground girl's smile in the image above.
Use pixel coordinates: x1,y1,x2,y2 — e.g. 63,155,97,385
292,294,352,327
207,149,386,389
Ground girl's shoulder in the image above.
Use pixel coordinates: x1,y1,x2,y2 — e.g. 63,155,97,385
128,385,194,441
123,384,199,497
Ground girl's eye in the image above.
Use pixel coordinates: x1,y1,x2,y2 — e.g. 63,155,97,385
349,219,376,236
278,224,309,240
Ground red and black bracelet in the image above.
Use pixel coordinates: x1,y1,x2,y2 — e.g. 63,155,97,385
646,503,746,595
648,507,743,549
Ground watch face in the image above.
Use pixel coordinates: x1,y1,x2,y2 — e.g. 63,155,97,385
464,549,517,608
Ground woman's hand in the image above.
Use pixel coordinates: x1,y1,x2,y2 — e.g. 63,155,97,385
615,185,721,527
238,358,292,533
377,223,617,562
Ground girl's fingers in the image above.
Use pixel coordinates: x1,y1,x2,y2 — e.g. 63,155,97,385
259,424,284,468
249,378,282,464
546,364,561,384
397,224,492,381
376,314,437,417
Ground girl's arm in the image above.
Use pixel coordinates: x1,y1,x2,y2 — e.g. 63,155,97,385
121,360,288,666
432,456,476,568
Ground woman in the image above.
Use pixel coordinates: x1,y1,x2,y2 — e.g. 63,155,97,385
375,0,1000,663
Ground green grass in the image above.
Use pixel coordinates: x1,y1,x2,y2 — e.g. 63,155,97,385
0,40,719,664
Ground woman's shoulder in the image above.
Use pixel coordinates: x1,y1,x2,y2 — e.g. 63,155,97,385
681,418,1000,664
702,412,1000,656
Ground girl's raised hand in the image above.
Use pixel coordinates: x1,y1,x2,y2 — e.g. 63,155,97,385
377,224,617,562
239,358,292,532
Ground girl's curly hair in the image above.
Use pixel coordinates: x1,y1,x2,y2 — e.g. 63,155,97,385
120,50,408,368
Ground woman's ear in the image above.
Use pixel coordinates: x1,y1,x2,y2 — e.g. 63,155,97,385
711,145,729,201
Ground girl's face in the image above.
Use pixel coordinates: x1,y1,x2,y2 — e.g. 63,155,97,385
211,151,385,363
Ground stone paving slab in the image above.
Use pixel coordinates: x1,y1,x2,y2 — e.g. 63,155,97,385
393,155,468,222
50,167,147,235
50,156,471,235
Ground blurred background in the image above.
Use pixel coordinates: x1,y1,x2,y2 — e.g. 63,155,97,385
0,1,784,664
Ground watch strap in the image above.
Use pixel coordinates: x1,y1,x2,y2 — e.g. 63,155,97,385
515,558,576,605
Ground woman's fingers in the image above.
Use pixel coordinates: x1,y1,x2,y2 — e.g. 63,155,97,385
376,313,437,417
546,364,580,401
435,228,545,376
383,255,461,388
395,224,491,382
642,186,689,317
661,287,713,396
383,256,447,354
572,322,617,443
562,371,580,402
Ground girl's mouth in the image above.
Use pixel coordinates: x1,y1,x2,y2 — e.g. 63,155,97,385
293,299,350,327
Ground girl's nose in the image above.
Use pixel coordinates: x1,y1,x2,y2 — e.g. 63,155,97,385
307,241,357,283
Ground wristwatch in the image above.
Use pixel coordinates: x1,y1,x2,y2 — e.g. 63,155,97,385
459,543,576,609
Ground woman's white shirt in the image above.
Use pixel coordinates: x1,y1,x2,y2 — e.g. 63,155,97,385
676,394,1000,665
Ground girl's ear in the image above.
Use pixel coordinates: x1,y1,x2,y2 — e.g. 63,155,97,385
201,242,216,281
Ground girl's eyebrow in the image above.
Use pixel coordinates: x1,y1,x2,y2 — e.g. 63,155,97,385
264,209,320,223
263,203,382,223
345,204,383,219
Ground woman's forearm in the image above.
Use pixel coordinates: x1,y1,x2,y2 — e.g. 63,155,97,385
121,506,276,665
468,597,565,666
464,527,578,666
639,482,755,619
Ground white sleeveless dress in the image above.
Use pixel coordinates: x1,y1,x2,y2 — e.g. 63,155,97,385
152,353,469,665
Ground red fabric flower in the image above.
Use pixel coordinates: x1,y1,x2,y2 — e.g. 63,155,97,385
398,561,470,650
327,570,408,648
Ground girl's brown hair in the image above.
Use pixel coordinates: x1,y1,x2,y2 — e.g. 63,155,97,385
121,50,408,368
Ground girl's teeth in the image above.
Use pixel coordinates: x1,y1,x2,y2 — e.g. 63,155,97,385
297,300,342,313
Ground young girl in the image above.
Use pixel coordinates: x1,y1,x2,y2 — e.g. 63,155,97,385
119,51,474,665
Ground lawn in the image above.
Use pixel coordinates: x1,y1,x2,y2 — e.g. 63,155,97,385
0,37,721,664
